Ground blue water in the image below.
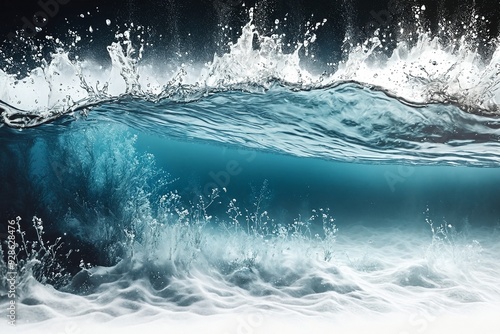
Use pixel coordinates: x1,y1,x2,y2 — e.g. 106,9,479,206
1,1,500,332
1,84,499,269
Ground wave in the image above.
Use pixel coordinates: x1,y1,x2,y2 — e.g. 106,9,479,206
0,6,499,130
2,81,500,166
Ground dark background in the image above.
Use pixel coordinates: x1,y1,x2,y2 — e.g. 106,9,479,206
0,0,499,73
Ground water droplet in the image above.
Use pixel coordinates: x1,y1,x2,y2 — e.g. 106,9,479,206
106,19,111,26
275,19,279,24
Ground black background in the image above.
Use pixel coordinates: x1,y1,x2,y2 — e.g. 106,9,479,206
0,0,498,68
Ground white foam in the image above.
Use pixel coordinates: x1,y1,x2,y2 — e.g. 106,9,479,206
9,308,500,334
2,226,499,332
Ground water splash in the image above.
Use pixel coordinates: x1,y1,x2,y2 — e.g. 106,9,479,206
0,7,498,129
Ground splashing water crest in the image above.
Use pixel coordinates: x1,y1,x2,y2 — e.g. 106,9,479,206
0,6,499,130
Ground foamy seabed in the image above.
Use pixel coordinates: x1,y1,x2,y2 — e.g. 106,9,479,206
2,226,500,334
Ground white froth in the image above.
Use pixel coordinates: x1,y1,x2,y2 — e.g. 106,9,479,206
2,226,500,332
